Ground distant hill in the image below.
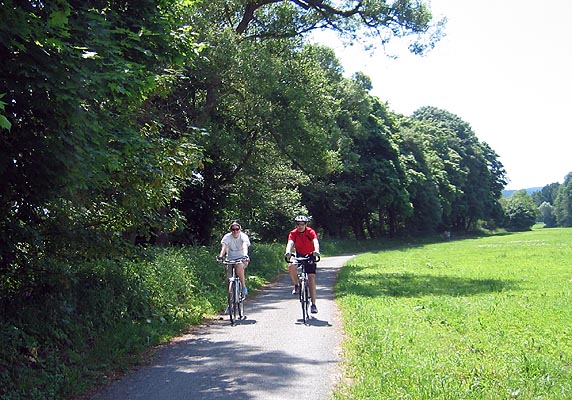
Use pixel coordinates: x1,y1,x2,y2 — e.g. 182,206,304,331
502,187,543,197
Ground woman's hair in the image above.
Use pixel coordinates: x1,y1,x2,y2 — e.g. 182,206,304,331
229,221,242,230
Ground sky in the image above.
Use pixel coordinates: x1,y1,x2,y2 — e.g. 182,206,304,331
313,0,572,190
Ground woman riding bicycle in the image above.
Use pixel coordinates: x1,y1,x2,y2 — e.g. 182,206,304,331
284,215,320,313
217,222,250,296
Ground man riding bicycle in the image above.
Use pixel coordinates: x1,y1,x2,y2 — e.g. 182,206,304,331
217,222,250,296
284,215,320,313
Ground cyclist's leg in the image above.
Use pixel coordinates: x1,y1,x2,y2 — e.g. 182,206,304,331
305,261,317,304
308,273,317,304
236,262,247,287
288,263,299,286
236,267,248,297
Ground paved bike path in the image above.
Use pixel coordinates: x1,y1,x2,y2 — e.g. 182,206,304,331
91,255,355,400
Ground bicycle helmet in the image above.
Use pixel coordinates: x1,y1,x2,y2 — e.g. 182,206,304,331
294,215,309,223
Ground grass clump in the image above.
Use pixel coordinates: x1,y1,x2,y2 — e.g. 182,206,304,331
334,228,572,399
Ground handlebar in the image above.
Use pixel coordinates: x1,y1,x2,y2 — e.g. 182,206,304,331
218,256,249,265
284,253,320,263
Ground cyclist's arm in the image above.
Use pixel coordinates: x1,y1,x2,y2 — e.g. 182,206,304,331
219,242,228,259
285,239,295,257
241,236,250,258
312,238,320,255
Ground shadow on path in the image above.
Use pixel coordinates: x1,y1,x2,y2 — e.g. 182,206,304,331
91,255,355,400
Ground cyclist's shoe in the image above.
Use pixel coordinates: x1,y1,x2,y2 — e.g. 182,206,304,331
241,286,248,296
292,285,300,295
311,304,318,314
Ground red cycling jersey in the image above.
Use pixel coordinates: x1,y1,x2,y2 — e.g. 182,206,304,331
288,226,318,255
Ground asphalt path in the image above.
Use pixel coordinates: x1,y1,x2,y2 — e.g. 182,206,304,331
90,255,355,400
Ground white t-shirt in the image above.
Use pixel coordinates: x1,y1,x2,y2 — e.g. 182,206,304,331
221,232,250,260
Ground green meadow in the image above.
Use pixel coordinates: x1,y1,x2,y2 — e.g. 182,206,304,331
334,228,572,399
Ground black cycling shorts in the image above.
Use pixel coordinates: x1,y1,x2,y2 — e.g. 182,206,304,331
296,253,317,274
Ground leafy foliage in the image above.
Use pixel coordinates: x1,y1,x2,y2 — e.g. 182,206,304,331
524,175,572,229
397,123,443,233
538,201,557,228
304,78,412,238
532,182,560,206
158,0,448,243
501,190,538,231
0,1,203,268
554,172,572,227
411,107,507,232
0,243,284,399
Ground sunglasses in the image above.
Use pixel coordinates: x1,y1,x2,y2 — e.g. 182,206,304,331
231,228,240,231
296,223,306,226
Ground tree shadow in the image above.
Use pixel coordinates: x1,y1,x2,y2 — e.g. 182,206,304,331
92,332,335,399
337,265,521,299
90,255,349,400
353,230,518,255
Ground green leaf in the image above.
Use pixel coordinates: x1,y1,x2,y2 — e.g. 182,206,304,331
0,115,11,131
48,10,69,29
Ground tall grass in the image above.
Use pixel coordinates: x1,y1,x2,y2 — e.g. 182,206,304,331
334,228,572,399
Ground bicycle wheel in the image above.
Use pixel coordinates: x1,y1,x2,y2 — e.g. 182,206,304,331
304,282,310,321
228,280,236,324
300,278,309,323
237,281,244,320
233,280,242,321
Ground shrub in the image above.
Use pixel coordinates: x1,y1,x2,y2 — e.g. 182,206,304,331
0,243,284,399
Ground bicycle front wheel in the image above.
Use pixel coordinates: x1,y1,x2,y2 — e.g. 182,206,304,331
228,280,236,324
300,279,309,323
237,281,244,320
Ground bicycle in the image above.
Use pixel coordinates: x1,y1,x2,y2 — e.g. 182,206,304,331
286,253,320,323
221,258,247,324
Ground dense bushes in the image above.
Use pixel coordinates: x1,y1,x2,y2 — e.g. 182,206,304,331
501,190,539,232
0,243,283,399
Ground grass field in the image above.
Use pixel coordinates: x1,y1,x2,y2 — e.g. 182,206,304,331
334,228,572,399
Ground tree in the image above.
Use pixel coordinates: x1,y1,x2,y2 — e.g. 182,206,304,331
163,0,444,243
532,182,560,206
411,107,506,232
397,122,443,234
538,201,557,228
0,1,201,278
220,0,444,54
165,40,343,243
303,75,411,239
554,172,572,227
501,190,538,231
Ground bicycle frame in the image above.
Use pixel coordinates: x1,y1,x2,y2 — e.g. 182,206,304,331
288,254,320,324
223,259,245,324
297,263,310,323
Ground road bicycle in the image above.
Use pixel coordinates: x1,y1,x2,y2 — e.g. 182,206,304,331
286,253,320,323
221,258,247,324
